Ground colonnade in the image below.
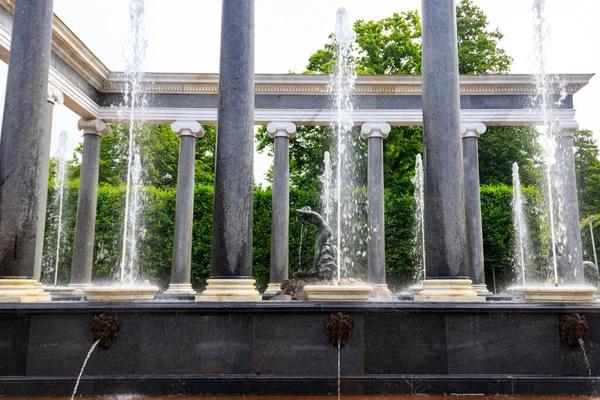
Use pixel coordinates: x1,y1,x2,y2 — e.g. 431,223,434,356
0,0,586,302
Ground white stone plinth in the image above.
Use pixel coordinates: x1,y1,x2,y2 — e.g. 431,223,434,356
165,283,196,295
472,283,492,295
304,284,373,301
0,279,52,303
196,279,262,302
84,285,159,302
41,286,76,296
414,279,486,302
264,283,281,295
519,285,596,303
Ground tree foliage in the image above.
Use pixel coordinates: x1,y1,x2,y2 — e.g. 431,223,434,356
71,124,216,188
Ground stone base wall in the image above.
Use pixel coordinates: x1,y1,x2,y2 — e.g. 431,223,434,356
1,302,599,396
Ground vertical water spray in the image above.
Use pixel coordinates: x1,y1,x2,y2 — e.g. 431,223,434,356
532,0,570,285
412,154,426,281
51,130,69,286
119,0,148,283
320,151,334,224
328,8,360,281
512,163,532,286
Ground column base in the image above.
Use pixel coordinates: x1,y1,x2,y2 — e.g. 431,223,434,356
264,283,281,295
472,283,492,296
165,283,196,295
196,278,262,302
0,279,52,303
414,279,485,302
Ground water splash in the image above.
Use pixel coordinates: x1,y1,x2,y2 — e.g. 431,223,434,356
71,339,101,400
412,154,426,281
328,8,364,281
119,0,148,284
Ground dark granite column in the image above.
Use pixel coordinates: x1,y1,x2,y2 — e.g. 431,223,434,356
420,0,466,278
361,122,391,288
166,121,204,296
69,119,112,290
555,121,584,285
461,122,490,294
416,0,482,301
0,0,54,280
265,122,296,295
199,0,260,301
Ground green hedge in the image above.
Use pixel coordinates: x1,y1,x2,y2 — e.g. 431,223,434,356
42,181,542,292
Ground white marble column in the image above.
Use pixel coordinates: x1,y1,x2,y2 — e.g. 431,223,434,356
166,121,204,295
361,122,391,293
69,119,112,291
461,122,490,295
265,122,296,295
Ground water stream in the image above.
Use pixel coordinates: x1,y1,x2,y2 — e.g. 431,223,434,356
512,163,531,286
578,338,592,376
590,221,598,268
51,130,69,286
337,340,341,400
71,339,101,400
412,154,426,281
119,0,148,284
298,223,305,272
320,151,334,225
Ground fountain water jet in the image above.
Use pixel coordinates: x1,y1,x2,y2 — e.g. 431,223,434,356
84,0,157,301
303,8,372,301
512,162,532,287
516,0,594,301
412,154,426,283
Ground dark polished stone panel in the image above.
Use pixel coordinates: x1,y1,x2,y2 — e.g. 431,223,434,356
253,313,364,376
138,313,254,375
446,313,560,375
26,313,144,376
0,315,29,376
364,313,447,374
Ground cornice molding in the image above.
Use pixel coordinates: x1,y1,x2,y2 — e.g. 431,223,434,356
102,72,593,96
0,0,109,90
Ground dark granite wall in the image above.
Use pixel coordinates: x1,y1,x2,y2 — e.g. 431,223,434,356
1,303,599,396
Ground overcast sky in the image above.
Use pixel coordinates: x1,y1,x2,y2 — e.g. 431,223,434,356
0,0,598,184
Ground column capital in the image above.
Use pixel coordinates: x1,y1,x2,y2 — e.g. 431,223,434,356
267,121,296,139
77,118,112,137
171,120,204,138
461,122,487,139
552,121,579,136
47,82,64,105
360,122,391,139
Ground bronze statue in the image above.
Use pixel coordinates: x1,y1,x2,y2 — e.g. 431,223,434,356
296,207,344,279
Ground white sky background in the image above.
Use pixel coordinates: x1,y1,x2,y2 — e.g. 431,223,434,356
0,0,598,185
